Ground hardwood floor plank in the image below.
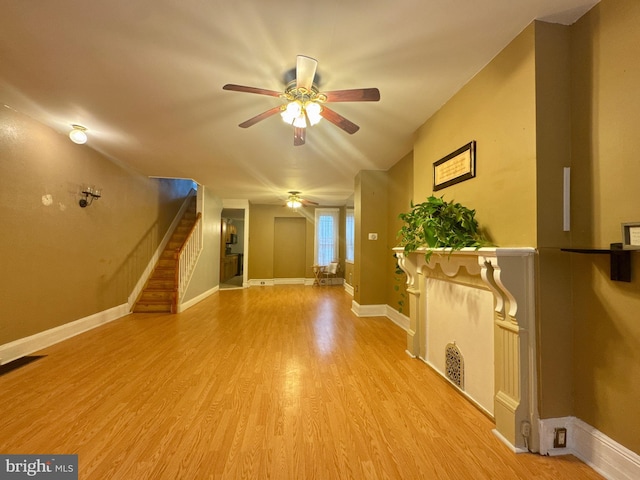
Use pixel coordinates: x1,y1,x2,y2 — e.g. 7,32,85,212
0,286,603,479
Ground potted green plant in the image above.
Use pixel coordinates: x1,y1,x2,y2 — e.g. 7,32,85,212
397,195,491,260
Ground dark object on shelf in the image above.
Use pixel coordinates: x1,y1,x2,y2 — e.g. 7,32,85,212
561,243,631,282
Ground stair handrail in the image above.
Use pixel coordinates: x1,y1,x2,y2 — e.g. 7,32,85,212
173,212,203,312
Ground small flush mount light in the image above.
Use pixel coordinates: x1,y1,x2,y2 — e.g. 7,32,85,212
69,124,88,144
79,185,102,208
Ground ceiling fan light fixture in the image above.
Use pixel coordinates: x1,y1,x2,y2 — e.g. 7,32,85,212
224,55,380,145
281,100,322,128
69,124,88,144
286,198,302,209
292,114,307,129
305,101,322,126
281,101,301,124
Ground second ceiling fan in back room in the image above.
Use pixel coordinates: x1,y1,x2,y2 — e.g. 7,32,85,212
284,191,318,209
223,55,380,146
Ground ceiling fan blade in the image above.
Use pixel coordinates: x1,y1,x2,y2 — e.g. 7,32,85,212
320,107,360,134
294,126,306,146
238,106,282,128
323,88,381,102
302,198,319,206
223,84,282,98
296,55,318,91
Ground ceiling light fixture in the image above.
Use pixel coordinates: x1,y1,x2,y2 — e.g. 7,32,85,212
69,125,88,144
280,86,325,128
286,193,303,209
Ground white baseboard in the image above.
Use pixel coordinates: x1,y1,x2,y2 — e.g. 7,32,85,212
178,285,218,312
0,303,129,365
344,283,354,296
274,277,306,285
539,417,640,480
385,305,410,331
248,278,344,287
492,428,528,454
351,301,387,317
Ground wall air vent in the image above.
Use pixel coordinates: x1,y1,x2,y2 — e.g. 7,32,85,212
445,342,464,389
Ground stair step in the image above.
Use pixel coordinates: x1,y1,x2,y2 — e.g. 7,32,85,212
151,264,176,278
139,291,173,302
147,279,175,289
133,303,172,313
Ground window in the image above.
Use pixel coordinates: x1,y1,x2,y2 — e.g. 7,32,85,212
345,209,354,263
314,208,339,266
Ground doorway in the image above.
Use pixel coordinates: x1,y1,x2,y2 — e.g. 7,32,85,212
220,207,246,289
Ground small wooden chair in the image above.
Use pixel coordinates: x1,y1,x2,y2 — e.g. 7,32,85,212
321,262,339,285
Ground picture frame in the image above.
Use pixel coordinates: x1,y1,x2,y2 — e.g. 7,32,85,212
621,222,640,250
433,141,476,191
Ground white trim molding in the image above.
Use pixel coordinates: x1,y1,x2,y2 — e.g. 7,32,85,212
248,278,344,287
249,279,275,287
274,277,306,285
540,417,640,480
344,283,354,296
0,304,129,365
178,286,218,313
351,301,387,317
385,305,410,331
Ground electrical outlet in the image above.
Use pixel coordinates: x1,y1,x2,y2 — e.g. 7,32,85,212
553,427,567,448
368,233,378,240
520,421,531,437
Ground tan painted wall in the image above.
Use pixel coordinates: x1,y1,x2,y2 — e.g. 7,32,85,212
354,170,388,306
570,0,640,453
414,25,537,247
533,22,575,419
274,217,307,278
0,107,193,345
343,261,354,287
387,152,413,315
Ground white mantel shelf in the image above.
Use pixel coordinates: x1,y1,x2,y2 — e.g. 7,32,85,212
393,246,539,453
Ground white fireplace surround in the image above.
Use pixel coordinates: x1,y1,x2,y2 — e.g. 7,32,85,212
394,247,539,453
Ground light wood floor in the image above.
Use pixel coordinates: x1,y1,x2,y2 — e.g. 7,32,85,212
0,286,602,479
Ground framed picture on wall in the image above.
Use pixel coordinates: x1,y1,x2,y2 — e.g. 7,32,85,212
622,222,640,249
433,141,476,191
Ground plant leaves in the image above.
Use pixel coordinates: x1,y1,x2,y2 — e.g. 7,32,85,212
397,195,492,257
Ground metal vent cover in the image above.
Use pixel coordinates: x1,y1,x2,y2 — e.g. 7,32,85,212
445,342,464,389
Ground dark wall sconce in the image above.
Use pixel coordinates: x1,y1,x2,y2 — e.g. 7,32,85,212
79,185,102,208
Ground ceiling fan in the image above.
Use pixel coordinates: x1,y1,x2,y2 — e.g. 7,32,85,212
285,191,318,209
223,55,380,146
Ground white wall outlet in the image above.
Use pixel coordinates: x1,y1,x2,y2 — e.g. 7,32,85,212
368,233,378,240
554,427,567,448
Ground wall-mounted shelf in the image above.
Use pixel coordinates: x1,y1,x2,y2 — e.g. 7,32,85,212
561,243,632,282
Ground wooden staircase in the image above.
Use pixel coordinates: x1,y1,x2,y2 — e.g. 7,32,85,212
133,198,197,313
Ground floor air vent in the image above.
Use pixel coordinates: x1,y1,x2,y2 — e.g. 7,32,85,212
445,343,464,389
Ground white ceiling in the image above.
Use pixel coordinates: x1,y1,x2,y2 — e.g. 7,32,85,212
1,0,598,206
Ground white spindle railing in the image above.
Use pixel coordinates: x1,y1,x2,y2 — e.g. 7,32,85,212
174,212,202,312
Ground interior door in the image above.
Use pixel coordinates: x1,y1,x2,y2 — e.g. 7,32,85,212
273,217,306,278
